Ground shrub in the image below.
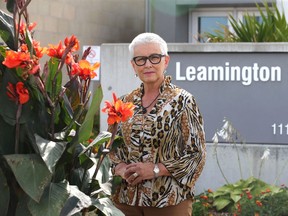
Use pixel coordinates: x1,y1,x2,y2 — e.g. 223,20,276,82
206,1,288,42
193,178,288,215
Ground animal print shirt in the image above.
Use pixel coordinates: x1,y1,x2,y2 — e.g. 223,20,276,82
109,76,206,208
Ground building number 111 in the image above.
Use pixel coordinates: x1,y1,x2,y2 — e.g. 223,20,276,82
272,123,288,135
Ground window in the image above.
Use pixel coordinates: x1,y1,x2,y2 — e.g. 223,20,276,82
189,8,264,43
198,16,228,43
238,10,264,24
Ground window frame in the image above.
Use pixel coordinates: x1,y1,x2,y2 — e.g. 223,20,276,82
189,7,265,43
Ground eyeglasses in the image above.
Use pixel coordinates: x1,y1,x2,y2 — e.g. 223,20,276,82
132,54,165,66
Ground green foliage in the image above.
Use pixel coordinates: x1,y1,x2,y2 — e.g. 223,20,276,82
193,177,288,215
0,9,15,49
0,1,124,216
206,1,288,42
78,87,103,143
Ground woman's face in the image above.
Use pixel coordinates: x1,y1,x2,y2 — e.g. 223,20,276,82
131,43,170,85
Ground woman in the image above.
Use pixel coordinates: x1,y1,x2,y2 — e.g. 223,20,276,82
109,32,206,216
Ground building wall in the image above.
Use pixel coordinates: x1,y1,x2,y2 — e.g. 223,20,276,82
0,0,146,48
148,0,288,43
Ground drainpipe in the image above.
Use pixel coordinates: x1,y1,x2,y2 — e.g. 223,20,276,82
145,0,150,32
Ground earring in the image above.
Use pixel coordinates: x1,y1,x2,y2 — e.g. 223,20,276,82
163,70,167,74
135,74,138,77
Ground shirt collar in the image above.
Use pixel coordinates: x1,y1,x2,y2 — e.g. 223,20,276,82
139,76,172,96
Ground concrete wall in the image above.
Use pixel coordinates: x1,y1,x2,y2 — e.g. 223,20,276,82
100,43,288,194
100,43,141,112
0,0,145,46
197,143,288,194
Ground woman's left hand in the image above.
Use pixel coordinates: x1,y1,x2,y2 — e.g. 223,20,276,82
124,162,155,186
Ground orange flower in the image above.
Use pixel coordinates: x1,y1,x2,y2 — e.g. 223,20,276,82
255,200,263,207
46,41,65,59
20,44,28,52
245,190,253,199
46,40,75,64
7,82,30,104
102,93,135,125
32,40,46,58
200,195,208,200
2,50,30,68
71,60,100,80
64,35,79,52
28,22,37,32
16,82,30,104
202,202,210,207
19,21,36,35
207,188,213,193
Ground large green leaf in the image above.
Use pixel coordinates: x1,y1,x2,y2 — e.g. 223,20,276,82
0,69,34,126
28,97,51,139
230,191,242,203
4,154,52,202
0,9,15,50
35,134,67,173
84,131,112,150
0,69,20,126
0,167,9,216
15,193,33,216
92,197,124,216
0,115,36,155
28,182,70,216
45,58,62,101
78,85,103,142
64,77,81,111
69,168,90,192
97,156,111,184
213,197,231,211
212,184,233,198
0,115,16,154
79,131,112,161
6,0,15,14
58,96,74,129
60,185,92,216
78,134,113,184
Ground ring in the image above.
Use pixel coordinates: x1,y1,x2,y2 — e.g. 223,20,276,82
133,172,138,178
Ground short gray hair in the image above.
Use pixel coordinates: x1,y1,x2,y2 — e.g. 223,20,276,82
128,32,168,59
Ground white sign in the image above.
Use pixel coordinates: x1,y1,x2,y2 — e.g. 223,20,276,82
83,45,100,81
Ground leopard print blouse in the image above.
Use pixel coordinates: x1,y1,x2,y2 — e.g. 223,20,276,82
109,76,206,208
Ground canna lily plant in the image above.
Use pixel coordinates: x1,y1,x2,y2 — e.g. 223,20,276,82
0,0,133,215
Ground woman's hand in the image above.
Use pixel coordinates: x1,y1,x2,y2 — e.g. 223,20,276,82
124,162,155,185
115,162,170,186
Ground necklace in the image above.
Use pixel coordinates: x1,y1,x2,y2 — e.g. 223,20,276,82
142,93,160,114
